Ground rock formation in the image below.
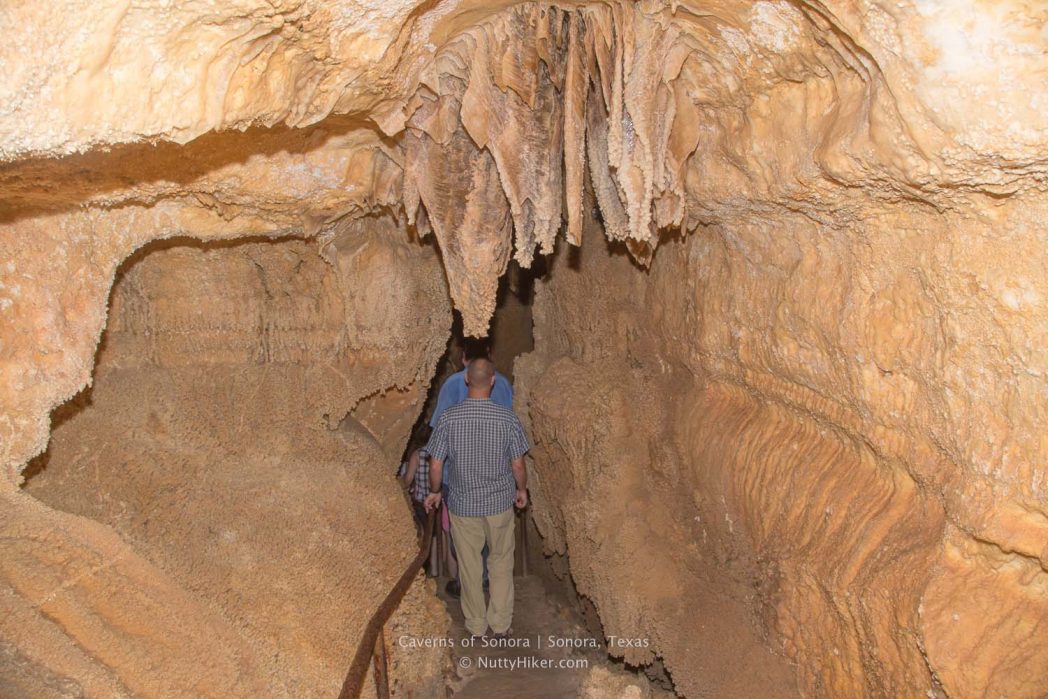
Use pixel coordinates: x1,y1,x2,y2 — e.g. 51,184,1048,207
7,226,452,697
0,1,1044,697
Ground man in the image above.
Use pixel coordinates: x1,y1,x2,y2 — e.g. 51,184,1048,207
425,358,529,639
429,338,512,597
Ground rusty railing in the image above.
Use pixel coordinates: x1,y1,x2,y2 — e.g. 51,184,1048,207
339,508,437,699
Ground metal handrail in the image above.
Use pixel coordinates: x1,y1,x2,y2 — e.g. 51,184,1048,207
339,507,437,699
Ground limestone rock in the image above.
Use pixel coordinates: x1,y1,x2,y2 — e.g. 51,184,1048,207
0,0,1044,696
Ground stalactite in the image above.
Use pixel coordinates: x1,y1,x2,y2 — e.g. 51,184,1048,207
562,12,588,246
403,87,513,336
398,1,712,325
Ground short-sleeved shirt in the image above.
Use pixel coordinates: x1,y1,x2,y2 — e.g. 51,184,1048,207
426,399,530,517
406,449,430,503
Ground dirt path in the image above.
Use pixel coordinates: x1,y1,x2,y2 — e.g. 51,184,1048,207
438,574,610,697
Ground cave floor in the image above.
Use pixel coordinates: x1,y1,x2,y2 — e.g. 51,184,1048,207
437,574,607,697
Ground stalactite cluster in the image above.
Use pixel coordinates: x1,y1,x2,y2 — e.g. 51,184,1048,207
399,3,716,332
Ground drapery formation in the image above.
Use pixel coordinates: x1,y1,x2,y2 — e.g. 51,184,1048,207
398,4,705,334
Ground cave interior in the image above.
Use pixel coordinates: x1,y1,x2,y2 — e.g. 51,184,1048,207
0,1,1045,698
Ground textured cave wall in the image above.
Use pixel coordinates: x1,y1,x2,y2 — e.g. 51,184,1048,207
515,188,1047,697
0,1,1044,698
6,229,452,697
0,121,409,486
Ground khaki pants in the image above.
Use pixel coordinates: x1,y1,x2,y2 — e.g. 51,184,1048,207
449,508,515,635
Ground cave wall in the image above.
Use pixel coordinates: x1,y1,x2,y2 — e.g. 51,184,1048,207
516,189,1047,697
0,122,408,486
6,228,452,697
0,1,1044,697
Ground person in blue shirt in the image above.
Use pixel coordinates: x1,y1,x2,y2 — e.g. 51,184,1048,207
430,340,514,430
430,338,513,598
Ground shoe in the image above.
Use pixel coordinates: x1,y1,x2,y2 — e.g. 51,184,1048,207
491,628,513,640
445,579,461,598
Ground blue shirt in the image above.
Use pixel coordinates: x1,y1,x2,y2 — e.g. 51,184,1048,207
426,399,530,517
429,369,513,428
429,369,513,486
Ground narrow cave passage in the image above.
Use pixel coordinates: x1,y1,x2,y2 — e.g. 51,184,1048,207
398,257,682,698
18,232,672,698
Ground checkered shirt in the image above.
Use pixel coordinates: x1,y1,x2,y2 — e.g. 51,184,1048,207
426,399,530,517
409,450,430,503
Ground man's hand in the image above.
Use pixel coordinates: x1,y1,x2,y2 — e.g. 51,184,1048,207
511,456,527,509
424,491,442,513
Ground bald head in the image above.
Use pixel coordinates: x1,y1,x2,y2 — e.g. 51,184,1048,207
465,358,495,397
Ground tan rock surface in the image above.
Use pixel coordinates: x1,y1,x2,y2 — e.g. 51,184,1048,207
515,191,1046,697
0,0,1044,696
9,231,452,696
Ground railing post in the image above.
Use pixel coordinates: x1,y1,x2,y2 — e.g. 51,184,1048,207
440,506,448,577
518,506,529,577
372,626,390,699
